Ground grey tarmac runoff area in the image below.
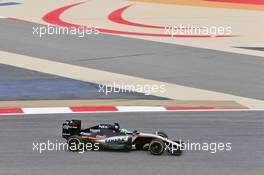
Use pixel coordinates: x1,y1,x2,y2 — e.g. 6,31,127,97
0,20,264,100
0,64,164,100
0,112,263,175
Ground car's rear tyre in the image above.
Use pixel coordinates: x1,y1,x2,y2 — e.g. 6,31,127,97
67,135,83,152
157,131,168,138
149,139,165,155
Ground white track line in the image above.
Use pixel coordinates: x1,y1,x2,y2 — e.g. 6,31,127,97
116,106,167,112
22,107,72,114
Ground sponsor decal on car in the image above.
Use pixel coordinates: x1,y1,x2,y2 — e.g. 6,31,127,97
105,136,129,143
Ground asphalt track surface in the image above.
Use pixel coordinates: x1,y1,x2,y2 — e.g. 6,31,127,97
0,20,264,100
0,64,163,100
0,111,263,175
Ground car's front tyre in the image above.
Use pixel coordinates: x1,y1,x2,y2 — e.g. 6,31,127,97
149,139,165,155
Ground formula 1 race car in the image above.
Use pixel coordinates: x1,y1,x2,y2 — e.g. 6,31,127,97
62,120,184,155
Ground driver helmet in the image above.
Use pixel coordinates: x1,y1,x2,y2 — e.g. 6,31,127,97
114,123,120,131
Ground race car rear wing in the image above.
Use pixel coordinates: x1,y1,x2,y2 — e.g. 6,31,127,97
62,120,81,139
